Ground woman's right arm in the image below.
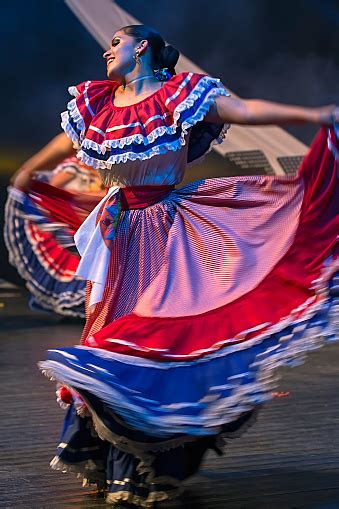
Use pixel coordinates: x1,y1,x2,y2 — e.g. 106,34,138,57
205,96,338,127
11,133,75,189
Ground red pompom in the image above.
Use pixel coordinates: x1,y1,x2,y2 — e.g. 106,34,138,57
59,386,73,404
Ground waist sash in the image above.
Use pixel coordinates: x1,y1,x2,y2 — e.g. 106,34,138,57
75,185,175,310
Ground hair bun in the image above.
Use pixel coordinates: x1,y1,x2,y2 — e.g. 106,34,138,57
158,45,180,73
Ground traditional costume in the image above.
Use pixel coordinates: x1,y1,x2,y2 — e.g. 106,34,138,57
4,158,101,317
38,72,338,506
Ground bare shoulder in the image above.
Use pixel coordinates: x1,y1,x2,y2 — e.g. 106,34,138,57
205,95,245,124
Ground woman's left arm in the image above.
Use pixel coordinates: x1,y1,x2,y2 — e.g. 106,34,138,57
205,96,339,126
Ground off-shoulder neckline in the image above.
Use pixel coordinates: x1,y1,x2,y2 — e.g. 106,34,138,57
109,78,172,110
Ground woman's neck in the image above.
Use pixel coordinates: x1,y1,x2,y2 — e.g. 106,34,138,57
113,72,162,107
120,69,159,96
123,74,155,89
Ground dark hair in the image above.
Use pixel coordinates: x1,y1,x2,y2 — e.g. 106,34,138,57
120,24,179,76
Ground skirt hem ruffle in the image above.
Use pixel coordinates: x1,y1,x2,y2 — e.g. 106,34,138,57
39,256,337,437
105,487,183,508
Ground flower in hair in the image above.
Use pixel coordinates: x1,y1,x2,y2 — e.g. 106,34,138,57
153,68,172,81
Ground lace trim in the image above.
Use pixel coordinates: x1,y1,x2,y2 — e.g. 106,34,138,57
62,76,229,168
82,258,338,366
82,125,179,152
50,394,258,492
61,83,88,149
50,455,106,482
50,456,182,508
90,406,258,464
76,137,185,169
176,77,230,135
105,487,182,508
50,424,184,506
68,85,80,98
3,193,85,318
39,256,338,434
26,288,85,317
79,78,228,152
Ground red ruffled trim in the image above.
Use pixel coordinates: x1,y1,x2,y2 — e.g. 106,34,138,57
61,73,229,167
28,181,101,234
70,80,114,139
27,223,79,279
69,73,211,144
87,127,338,360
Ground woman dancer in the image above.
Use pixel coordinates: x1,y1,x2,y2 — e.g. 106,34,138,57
14,25,338,507
6,148,104,316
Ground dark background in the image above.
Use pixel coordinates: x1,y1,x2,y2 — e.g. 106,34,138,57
2,0,339,171
1,0,338,282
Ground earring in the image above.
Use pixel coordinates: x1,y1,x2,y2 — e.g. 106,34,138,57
133,50,141,65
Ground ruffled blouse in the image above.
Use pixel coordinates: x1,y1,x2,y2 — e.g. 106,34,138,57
61,72,230,186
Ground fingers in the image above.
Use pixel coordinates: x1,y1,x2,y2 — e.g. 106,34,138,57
331,106,339,123
318,105,339,126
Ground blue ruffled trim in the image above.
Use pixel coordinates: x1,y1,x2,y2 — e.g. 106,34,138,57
4,190,85,317
39,275,338,436
61,76,230,168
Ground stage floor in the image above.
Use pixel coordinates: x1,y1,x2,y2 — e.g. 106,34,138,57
1,289,339,509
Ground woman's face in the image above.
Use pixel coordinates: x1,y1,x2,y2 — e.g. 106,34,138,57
103,31,140,81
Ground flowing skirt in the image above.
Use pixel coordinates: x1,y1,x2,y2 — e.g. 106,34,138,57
4,185,86,317
39,127,338,506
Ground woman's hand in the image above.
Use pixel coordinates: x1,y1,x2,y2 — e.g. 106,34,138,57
10,133,75,190
49,170,75,189
317,105,339,125
11,166,34,191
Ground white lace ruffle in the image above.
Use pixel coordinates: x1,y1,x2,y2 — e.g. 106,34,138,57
60,84,87,149
3,191,85,318
61,76,230,168
39,256,338,436
76,138,185,169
